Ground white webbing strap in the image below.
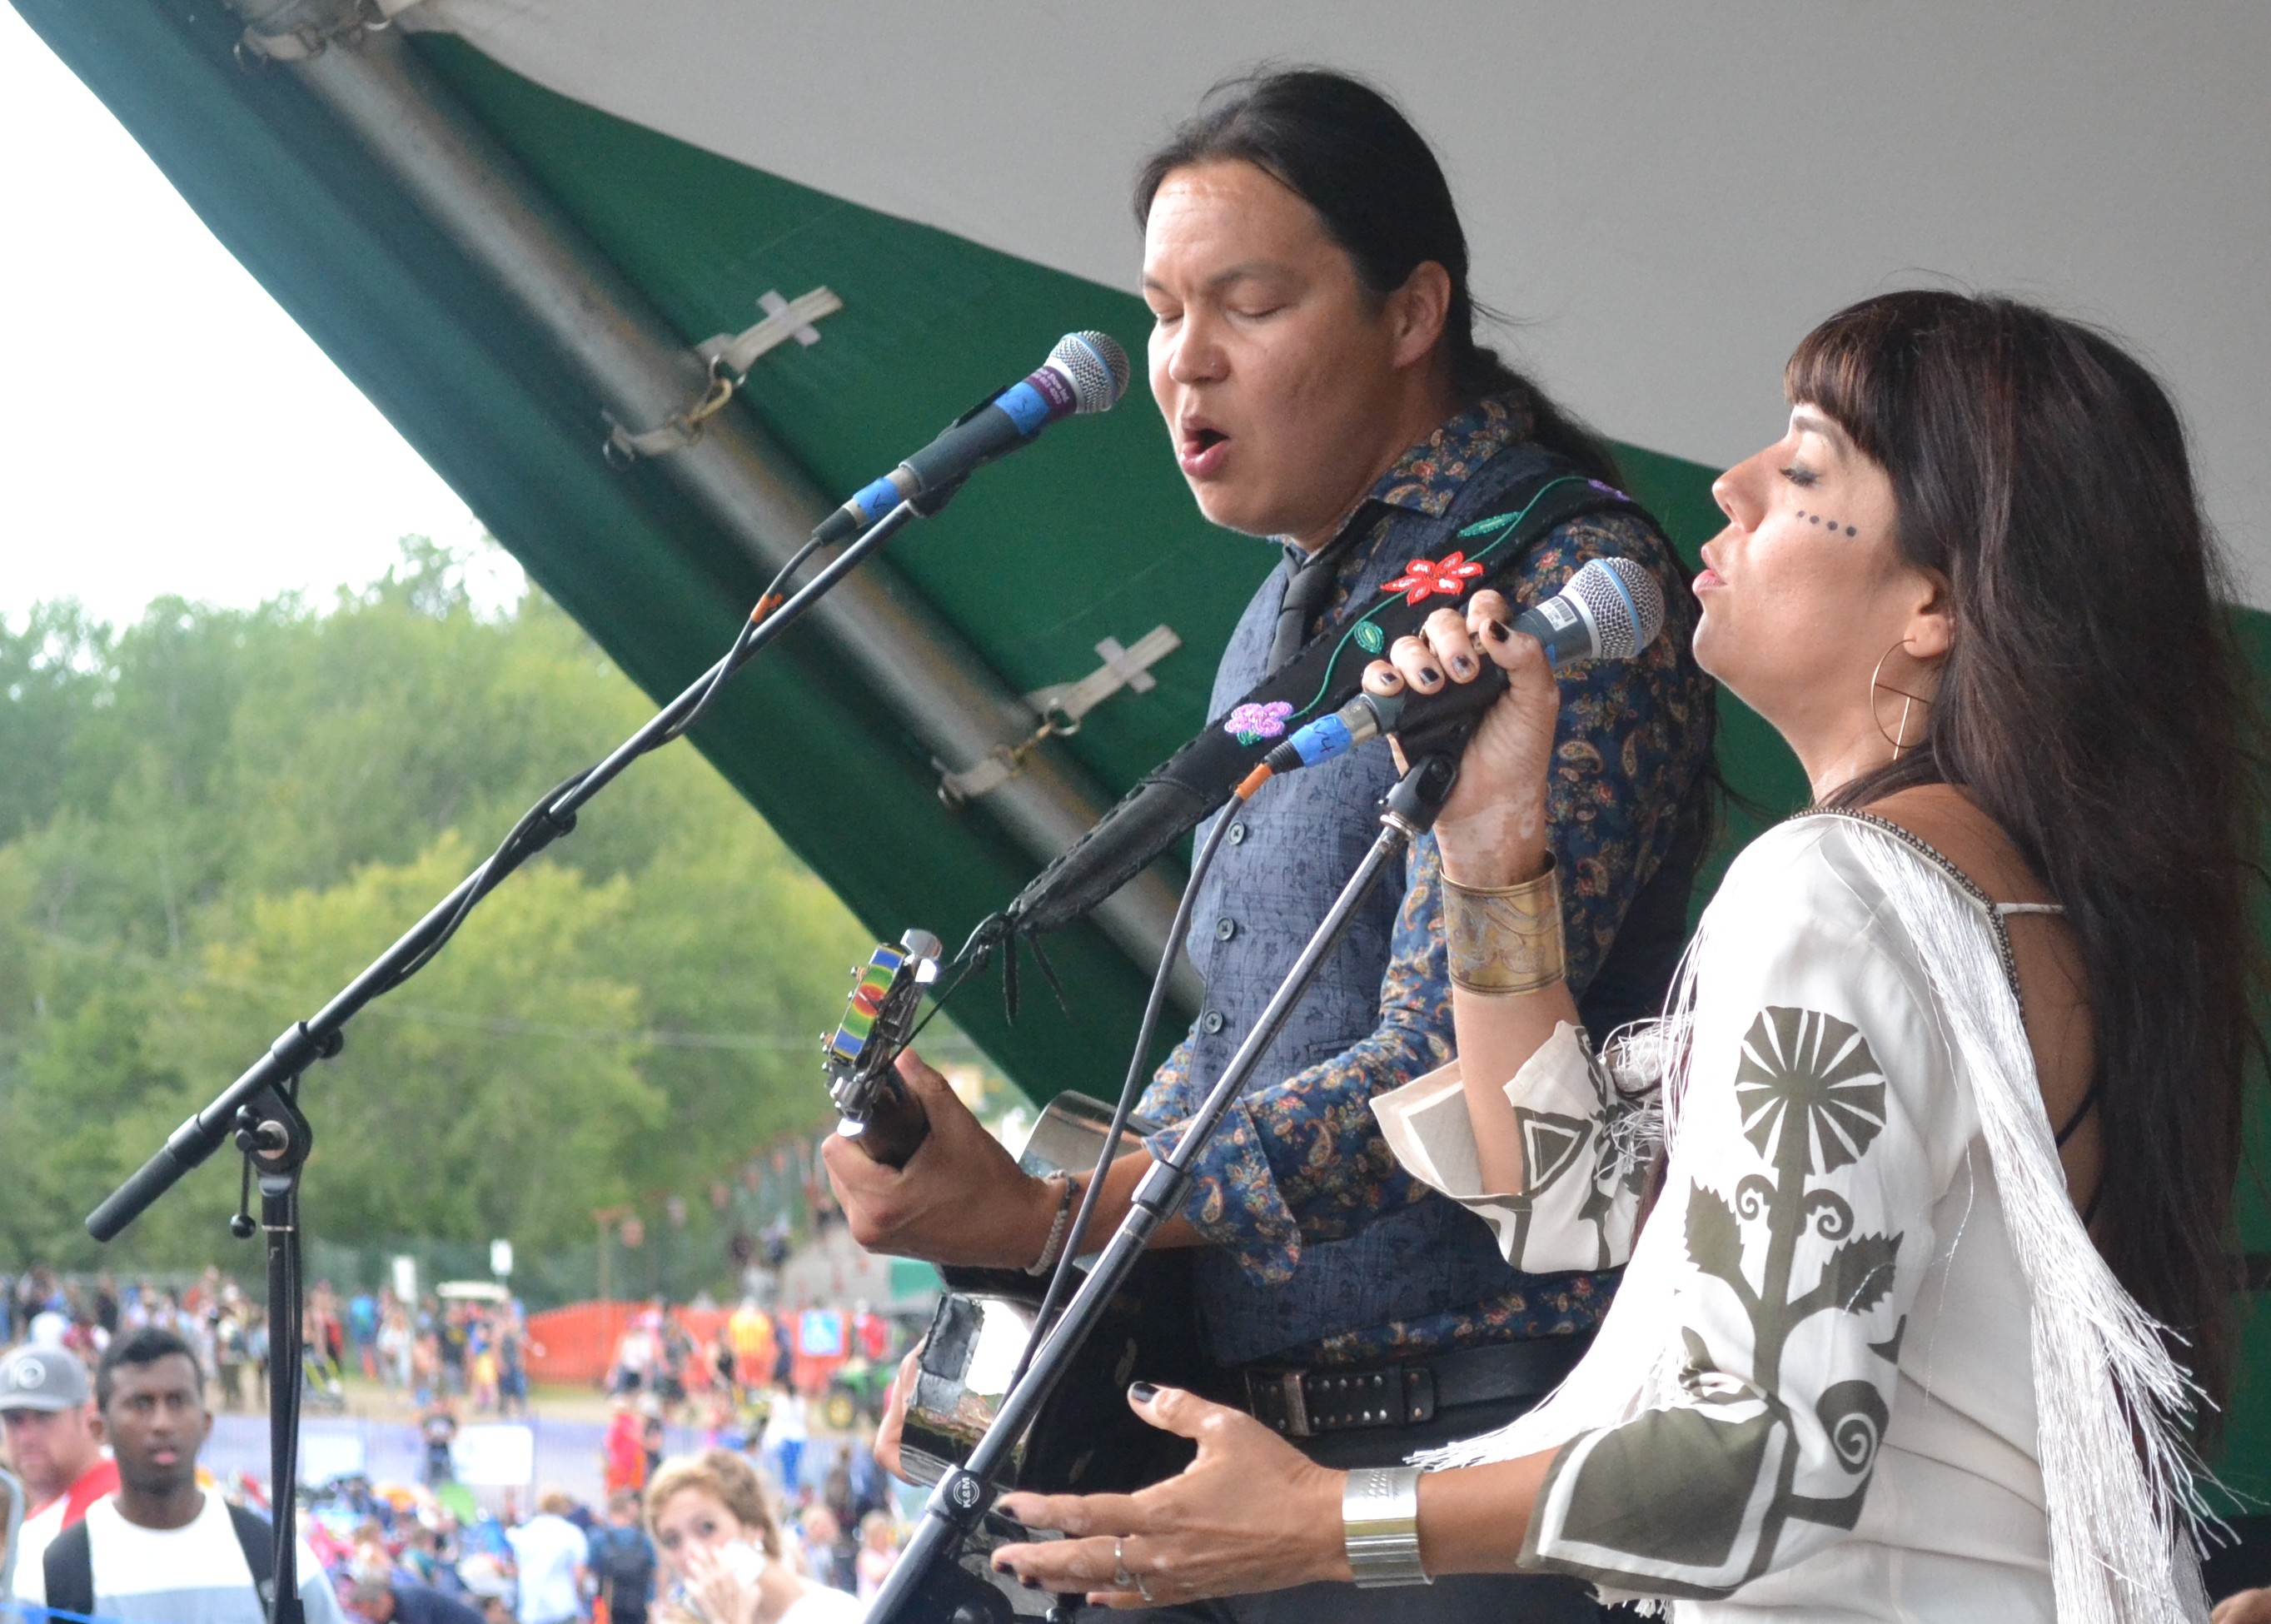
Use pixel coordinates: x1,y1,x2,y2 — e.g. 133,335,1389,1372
238,0,423,62
937,628,1182,806
1024,626,1182,728
698,287,844,377
606,287,841,466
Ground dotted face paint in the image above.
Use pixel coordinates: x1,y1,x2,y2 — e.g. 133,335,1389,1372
1796,510,1860,538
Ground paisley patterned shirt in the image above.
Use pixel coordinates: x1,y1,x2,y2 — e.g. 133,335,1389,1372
1138,396,1716,1366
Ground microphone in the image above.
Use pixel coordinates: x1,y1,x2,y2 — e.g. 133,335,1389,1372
809,331,1132,545
1262,556,1666,775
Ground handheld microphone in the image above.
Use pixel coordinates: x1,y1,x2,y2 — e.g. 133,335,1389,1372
1262,556,1666,775
809,331,1132,545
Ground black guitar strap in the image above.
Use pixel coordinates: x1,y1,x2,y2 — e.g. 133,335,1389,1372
991,466,1651,940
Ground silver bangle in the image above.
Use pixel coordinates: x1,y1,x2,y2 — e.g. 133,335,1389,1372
1343,1465,1432,1588
1023,1175,1075,1276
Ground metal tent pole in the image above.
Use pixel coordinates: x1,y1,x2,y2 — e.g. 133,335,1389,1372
222,0,1195,1005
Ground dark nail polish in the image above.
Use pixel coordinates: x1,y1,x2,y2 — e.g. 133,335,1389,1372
1450,654,1475,677
1487,620,1511,644
1128,1380,1160,1403
998,1506,1023,1525
1020,1577,1043,1592
1419,666,1442,685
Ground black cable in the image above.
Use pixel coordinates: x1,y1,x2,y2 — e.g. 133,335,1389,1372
1005,796,1245,1391
376,536,831,999
896,953,983,1054
663,535,829,745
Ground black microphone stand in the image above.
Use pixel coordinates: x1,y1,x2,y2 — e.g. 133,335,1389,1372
233,1082,317,1624
83,499,932,1624
869,751,1465,1624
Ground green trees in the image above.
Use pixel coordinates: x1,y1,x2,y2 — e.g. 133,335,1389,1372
0,541,875,1276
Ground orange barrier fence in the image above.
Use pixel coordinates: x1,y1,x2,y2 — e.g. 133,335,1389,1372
525,1302,728,1387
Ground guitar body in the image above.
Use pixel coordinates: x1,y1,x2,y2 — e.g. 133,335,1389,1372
824,938,1206,1502
896,1096,1204,1496
904,1247,1202,1494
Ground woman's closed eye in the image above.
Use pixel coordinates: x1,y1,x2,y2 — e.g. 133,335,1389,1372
1780,462,1820,488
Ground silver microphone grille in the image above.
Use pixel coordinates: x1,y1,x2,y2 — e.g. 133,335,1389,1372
1049,331,1132,414
1567,556,1666,661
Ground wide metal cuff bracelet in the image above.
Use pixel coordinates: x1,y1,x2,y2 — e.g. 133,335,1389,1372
1443,856,1564,997
1344,1465,1432,1588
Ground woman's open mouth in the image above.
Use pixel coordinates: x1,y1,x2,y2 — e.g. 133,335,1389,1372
1178,425,1231,479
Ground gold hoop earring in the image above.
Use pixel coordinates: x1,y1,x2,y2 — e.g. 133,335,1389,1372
1870,641,1935,759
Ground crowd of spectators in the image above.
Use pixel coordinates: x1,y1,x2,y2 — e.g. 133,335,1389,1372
0,1273,912,1624
357,1291,532,1417
5,1266,294,1415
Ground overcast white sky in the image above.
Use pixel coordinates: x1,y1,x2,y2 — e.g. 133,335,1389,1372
0,5,513,635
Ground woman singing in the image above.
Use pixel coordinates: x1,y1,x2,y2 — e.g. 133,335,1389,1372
993,291,2254,1623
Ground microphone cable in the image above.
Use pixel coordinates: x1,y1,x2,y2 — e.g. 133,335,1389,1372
1004,775,1253,1392
376,534,831,995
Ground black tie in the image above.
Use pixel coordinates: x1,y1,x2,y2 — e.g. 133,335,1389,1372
1267,517,1372,674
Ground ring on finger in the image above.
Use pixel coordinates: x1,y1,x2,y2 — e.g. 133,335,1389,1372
1113,1537,1137,1591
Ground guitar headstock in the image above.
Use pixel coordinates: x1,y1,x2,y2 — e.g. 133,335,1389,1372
824,928,944,1144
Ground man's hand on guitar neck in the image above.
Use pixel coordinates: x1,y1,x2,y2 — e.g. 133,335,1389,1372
822,1048,1063,1267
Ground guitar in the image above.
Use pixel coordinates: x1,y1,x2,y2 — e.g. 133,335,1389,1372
823,933,1203,1500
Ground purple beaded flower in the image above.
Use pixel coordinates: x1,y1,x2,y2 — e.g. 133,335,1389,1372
1225,700,1295,745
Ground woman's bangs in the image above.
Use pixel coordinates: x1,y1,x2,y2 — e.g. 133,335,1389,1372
1783,299,1914,468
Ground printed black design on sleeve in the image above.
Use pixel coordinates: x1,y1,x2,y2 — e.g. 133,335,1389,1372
1528,1007,1905,1596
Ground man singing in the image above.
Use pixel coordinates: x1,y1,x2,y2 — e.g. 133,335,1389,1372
825,68,1713,1622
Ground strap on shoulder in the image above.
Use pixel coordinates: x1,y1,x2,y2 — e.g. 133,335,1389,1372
42,1517,95,1619
227,1501,279,1609
996,463,1654,939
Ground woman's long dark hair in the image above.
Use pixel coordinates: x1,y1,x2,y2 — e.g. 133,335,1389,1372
1133,67,1620,486
1802,291,2259,1427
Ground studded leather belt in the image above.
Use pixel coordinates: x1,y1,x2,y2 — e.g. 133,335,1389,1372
1237,1331,1595,1439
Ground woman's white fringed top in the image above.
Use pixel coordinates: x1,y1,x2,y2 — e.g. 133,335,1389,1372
1372,811,2209,1622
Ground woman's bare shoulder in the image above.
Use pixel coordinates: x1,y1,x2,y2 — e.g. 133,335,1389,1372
1850,785,2055,909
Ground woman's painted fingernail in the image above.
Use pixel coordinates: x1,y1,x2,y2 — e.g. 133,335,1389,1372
1418,665,1442,685
1486,620,1511,643
1450,654,1476,677
1128,1381,1160,1403
998,1506,1023,1525
1020,1577,1043,1592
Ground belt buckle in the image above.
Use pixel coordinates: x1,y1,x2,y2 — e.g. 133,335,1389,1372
1402,1364,1436,1426
1241,1367,1313,1437
1280,1370,1312,1437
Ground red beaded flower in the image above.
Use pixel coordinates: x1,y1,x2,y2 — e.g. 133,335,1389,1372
1382,551,1485,605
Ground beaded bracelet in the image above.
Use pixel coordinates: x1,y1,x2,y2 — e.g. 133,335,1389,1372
1024,1174,1077,1276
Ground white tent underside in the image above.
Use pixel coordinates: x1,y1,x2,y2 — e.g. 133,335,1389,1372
407,1,2271,605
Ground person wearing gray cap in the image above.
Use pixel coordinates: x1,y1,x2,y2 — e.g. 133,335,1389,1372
0,1343,117,1590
